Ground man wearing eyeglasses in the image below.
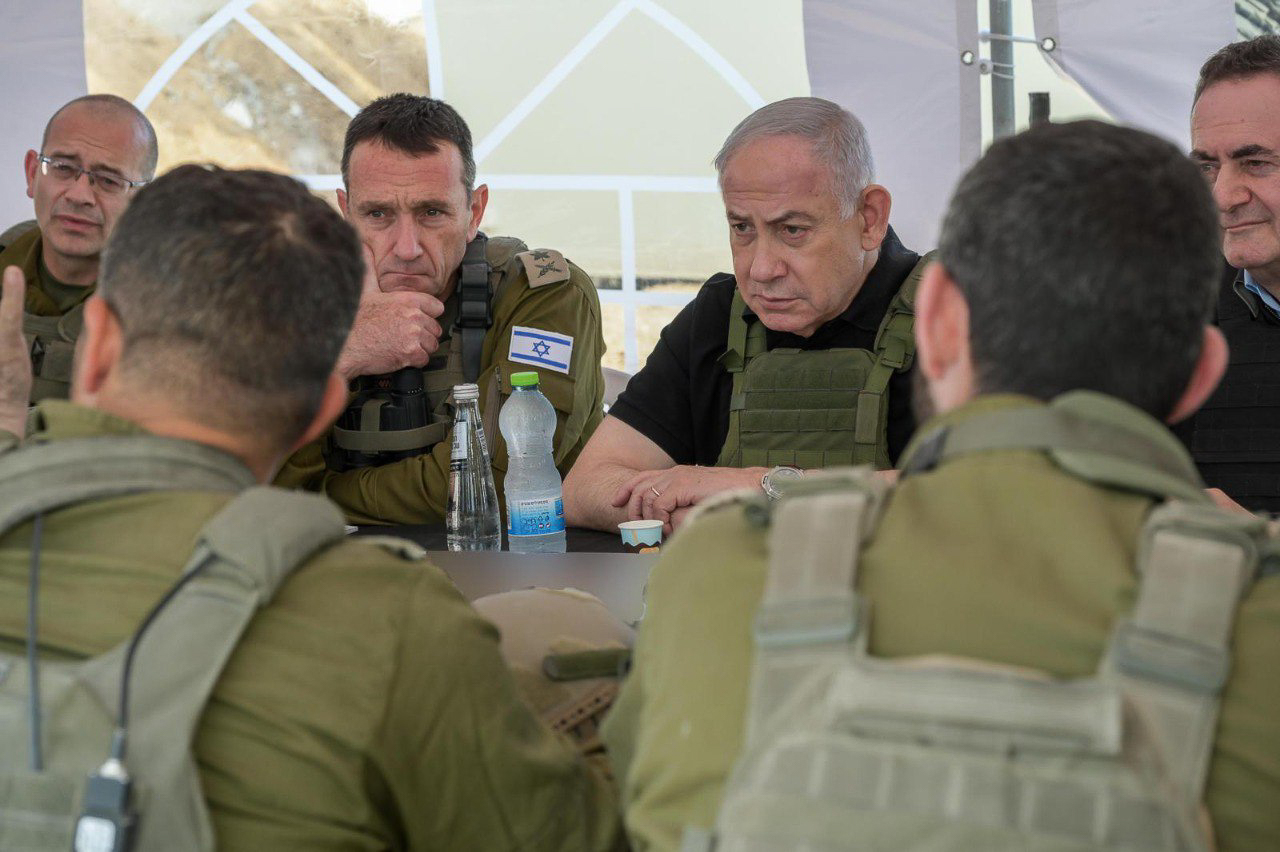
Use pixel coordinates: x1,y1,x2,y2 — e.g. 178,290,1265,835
0,94,157,402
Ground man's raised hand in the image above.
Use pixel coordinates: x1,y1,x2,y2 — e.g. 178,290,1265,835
0,266,32,437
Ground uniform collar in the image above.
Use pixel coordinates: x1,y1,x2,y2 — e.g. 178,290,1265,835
25,400,256,485
900,391,1207,503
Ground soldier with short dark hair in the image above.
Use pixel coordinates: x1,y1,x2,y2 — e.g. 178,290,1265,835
604,120,1280,852
0,94,157,403
276,93,607,526
0,165,621,850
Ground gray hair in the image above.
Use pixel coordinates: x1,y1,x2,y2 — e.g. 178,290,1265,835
713,97,875,218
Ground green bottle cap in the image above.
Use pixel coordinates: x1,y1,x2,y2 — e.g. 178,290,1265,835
510,371,540,387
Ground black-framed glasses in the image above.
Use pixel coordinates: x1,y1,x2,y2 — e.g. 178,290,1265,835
37,155,148,196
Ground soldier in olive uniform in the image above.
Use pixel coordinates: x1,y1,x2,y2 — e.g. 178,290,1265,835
564,97,928,535
275,94,605,524
0,94,157,402
0,166,620,850
603,123,1280,851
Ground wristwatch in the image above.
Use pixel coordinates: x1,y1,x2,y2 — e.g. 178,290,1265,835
761,465,804,499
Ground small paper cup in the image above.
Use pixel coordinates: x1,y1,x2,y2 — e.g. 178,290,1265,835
619,519,663,553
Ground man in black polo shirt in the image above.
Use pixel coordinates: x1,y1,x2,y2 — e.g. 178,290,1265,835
1181,36,1280,514
564,97,929,533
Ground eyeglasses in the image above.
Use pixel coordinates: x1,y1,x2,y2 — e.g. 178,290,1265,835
37,155,148,196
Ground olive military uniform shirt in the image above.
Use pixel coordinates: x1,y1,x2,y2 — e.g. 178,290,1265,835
276,244,605,525
602,394,1280,852
0,401,622,851
0,225,95,318
608,227,919,467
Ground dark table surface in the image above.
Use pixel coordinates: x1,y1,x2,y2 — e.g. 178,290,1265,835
355,524,628,553
353,525,654,622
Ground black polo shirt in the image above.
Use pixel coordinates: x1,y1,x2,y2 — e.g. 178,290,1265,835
610,227,921,466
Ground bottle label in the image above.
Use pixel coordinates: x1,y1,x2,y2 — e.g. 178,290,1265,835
451,421,469,462
507,497,566,536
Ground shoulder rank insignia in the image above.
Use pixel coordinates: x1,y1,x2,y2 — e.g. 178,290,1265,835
517,248,571,288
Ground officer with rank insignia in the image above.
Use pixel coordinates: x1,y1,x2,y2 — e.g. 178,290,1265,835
564,97,930,534
603,122,1280,852
0,94,157,403
275,94,606,524
1179,35,1280,515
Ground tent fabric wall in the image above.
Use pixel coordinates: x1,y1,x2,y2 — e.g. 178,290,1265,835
1032,0,1235,150
802,0,982,250
0,1,88,230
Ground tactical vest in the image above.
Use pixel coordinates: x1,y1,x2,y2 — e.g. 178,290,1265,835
715,252,934,470
24,306,83,404
1178,271,1280,514
326,233,526,472
0,221,78,404
689,398,1272,852
0,437,347,851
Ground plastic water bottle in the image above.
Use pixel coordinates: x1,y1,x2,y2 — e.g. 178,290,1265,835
446,383,501,551
499,372,566,553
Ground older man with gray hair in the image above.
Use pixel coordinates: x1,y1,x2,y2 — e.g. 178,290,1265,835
564,96,930,533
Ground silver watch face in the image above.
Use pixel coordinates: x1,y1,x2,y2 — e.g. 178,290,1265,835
763,465,803,498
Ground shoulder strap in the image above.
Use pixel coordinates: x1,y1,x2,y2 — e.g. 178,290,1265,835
1105,499,1262,802
80,486,346,850
0,436,254,539
747,468,890,741
852,252,933,458
455,232,492,384
717,288,765,374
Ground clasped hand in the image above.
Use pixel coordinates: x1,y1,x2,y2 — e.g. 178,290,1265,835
612,464,764,535
335,246,445,380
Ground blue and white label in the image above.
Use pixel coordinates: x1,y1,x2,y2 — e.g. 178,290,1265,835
507,497,566,537
508,326,573,375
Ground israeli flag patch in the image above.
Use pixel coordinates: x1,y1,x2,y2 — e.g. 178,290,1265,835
508,326,574,375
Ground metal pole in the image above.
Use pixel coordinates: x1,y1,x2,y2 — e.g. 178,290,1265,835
989,0,1015,139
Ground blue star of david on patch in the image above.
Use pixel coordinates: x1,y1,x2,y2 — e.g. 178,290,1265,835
532,340,552,357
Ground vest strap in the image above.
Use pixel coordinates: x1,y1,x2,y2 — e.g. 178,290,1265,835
1105,500,1260,801
331,422,443,453
746,470,888,743
455,233,492,385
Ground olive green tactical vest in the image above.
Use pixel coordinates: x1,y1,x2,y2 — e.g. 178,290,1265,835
1,221,79,404
24,307,83,404
328,235,526,463
0,436,346,851
715,252,934,470
688,396,1272,852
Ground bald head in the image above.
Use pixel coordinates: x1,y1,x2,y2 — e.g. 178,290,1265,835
42,95,158,179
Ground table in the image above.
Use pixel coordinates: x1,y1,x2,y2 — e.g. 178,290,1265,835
355,525,656,624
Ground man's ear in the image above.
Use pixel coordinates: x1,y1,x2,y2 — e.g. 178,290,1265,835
336,187,349,218
289,371,350,454
1166,326,1229,424
71,296,124,404
857,184,892,250
24,149,38,199
467,184,489,241
914,261,975,414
